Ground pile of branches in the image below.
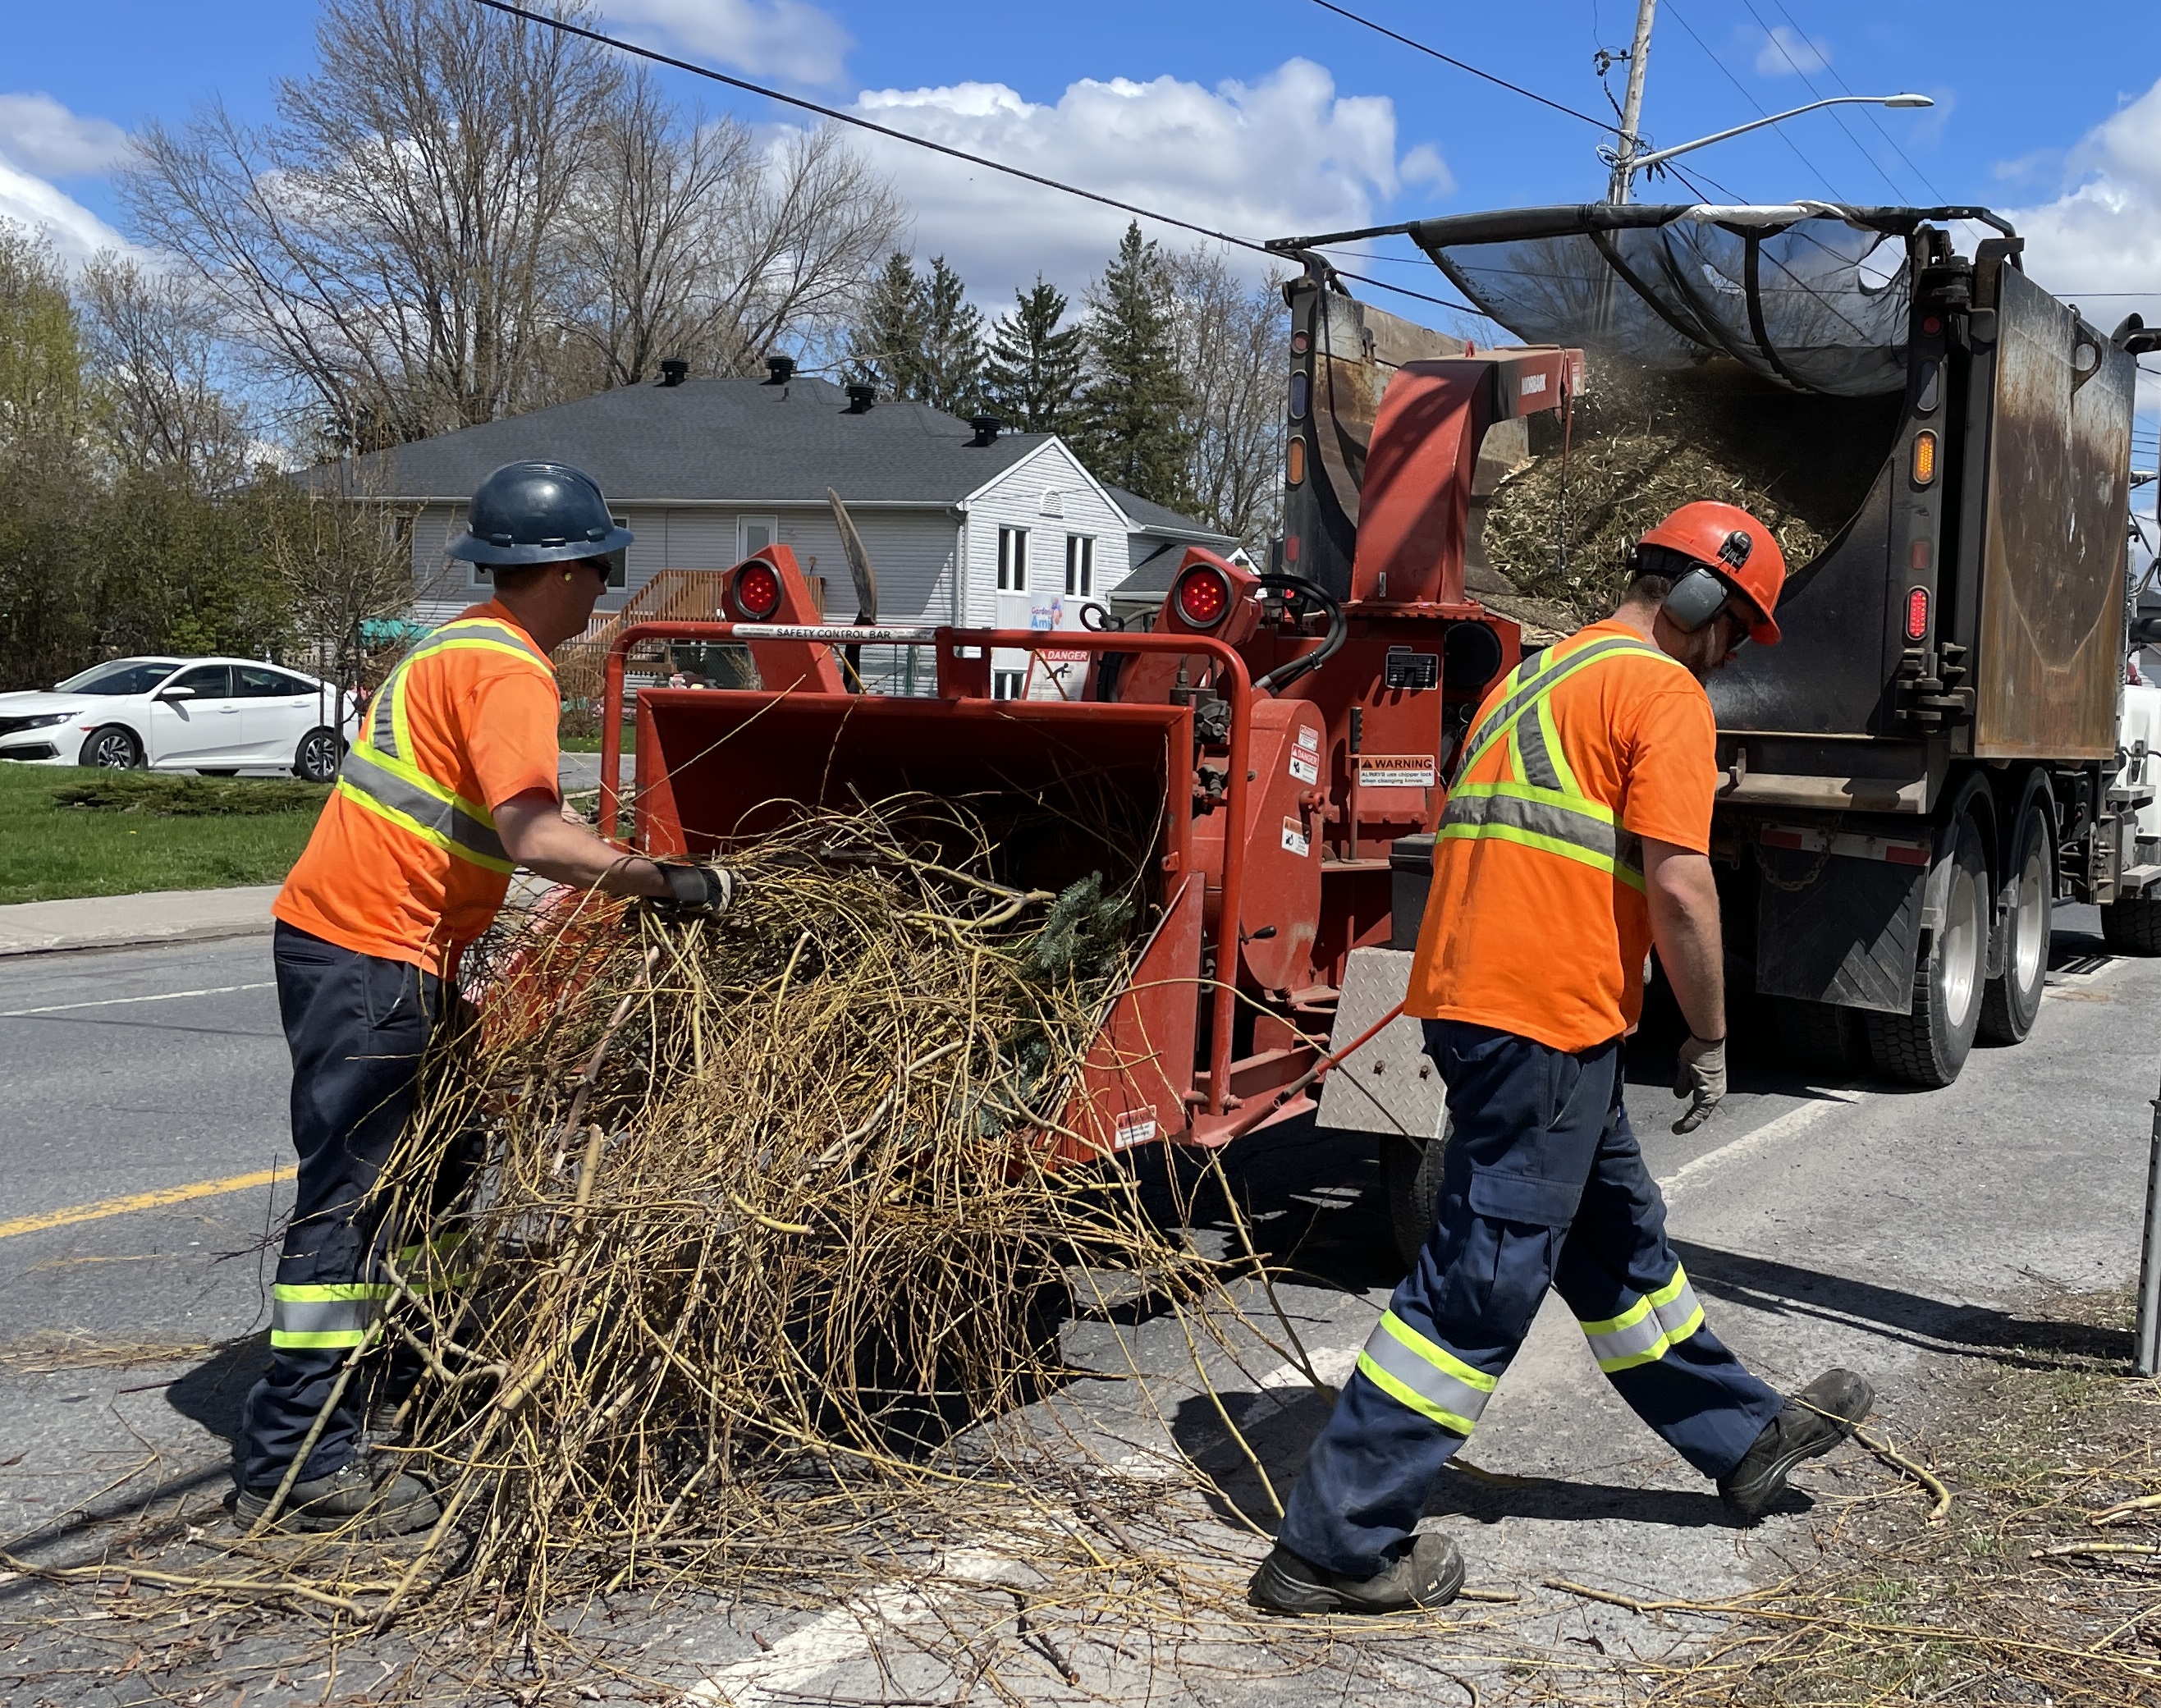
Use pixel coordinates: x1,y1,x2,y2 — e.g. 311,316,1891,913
318,797,1238,1627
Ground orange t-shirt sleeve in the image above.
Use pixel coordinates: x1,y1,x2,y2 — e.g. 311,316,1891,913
1619,683,1717,854
465,668,561,810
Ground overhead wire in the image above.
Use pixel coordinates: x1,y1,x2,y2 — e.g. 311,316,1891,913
1307,0,1620,132
1771,0,1947,203
1658,0,1846,202
467,0,1492,320
1737,0,1908,202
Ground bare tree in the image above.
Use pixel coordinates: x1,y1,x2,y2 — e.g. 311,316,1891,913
1168,249,1289,554
121,0,619,446
259,465,417,705
76,251,250,485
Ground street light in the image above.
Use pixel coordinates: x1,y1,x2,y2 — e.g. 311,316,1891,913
1609,94,1934,201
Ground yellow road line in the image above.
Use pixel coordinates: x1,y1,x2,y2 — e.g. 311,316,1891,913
0,1166,295,1241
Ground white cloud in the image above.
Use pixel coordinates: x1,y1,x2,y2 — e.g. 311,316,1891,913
1754,25,1831,78
841,59,1432,298
604,0,852,86
0,158,129,262
0,91,132,178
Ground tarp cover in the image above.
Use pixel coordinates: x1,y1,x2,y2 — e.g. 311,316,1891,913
1417,203,1914,396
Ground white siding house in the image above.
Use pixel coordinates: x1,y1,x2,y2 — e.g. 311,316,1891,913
341,373,1236,700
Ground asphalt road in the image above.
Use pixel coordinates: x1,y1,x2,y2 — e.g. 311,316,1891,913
1,906,2154,1705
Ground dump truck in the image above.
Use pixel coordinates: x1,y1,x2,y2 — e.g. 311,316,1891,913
1271,203,2161,1184
592,200,2156,1265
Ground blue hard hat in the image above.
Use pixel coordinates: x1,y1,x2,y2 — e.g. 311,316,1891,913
447,461,635,566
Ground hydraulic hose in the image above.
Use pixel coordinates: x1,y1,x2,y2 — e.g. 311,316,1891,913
1251,573,1348,694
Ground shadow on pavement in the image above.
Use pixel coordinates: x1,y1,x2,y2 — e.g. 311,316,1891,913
1673,1240,2133,1368
166,1330,266,1449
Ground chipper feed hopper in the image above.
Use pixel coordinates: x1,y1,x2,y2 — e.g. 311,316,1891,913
597,343,1582,1161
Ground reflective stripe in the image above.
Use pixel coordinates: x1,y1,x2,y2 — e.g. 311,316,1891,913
1513,695,1566,790
1460,635,1667,774
1578,1266,1706,1374
392,1230,474,1294
270,1281,394,1350
338,745,513,872
1353,1309,1498,1436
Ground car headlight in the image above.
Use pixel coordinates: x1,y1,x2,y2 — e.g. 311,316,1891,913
14,712,76,730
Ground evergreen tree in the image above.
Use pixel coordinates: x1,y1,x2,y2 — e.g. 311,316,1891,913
914,256,984,416
847,252,925,400
985,276,1084,434
1074,223,1193,507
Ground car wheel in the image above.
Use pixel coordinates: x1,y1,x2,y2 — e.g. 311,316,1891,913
79,725,144,769
1866,812,1988,1087
294,726,343,782
1978,796,2053,1044
1380,1116,1452,1271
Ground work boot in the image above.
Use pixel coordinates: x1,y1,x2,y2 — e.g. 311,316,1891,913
1719,1368,1875,1523
1248,1531,1463,1615
365,1399,408,1444
233,1458,441,1536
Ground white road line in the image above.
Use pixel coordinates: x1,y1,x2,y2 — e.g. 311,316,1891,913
686,1546,1024,1706
1236,1343,1360,1426
1659,1087,1866,1202
0,982,274,1018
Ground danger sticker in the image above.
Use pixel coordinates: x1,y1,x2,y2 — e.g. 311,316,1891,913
1288,751,1319,785
1521,371,1548,396
1281,816,1311,858
1295,724,1320,753
1113,1109,1158,1149
1357,754,1437,789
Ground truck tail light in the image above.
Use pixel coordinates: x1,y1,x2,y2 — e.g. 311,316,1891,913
1906,586,1930,639
1174,566,1232,628
731,559,781,620
1911,429,1937,486
1285,436,1307,487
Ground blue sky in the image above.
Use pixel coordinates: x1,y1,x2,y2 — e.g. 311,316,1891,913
4,0,2156,469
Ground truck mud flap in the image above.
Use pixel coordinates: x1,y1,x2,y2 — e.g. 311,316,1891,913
1754,827,1930,1014
1315,947,1444,1138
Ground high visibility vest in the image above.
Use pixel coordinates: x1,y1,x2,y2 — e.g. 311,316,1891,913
336,616,554,875
1438,632,1689,890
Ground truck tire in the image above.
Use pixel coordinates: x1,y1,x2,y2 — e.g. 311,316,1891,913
1768,997,1866,1078
1380,1120,1451,1271
2102,895,2161,955
1978,798,2053,1044
1865,813,1988,1088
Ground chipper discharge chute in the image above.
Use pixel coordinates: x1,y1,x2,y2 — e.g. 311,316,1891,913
597,340,1583,1161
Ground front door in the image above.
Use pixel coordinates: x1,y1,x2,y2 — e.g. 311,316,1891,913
146,665,245,767
233,665,324,763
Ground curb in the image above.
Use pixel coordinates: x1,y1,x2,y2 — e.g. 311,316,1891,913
0,886,282,959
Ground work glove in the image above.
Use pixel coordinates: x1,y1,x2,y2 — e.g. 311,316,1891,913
1672,1033,1727,1134
654,861,739,918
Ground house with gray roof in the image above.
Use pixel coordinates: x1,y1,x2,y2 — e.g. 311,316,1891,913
346,367,1237,697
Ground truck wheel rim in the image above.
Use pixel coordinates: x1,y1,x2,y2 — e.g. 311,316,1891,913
1942,861,1980,1025
2012,844,2048,992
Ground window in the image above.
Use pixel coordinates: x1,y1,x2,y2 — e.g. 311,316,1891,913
991,669,1025,700
235,666,313,698
56,659,180,696
168,665,233,698
1064,534,1094,598
998,527,1028,592
739,515,777,562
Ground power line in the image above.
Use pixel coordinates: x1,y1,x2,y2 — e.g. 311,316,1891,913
1737,0,1907,202
466,0,1490,320
1307,1,1620,133
1771,0,1947,203
1659,0,1845,203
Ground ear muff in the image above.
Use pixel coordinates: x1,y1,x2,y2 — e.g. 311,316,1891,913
1662,566,1731,632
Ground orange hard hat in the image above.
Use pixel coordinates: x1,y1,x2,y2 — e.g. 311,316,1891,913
1638,500,1786,646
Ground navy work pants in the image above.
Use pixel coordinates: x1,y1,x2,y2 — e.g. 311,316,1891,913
236,923,476,1490
1277,1019,1784,1577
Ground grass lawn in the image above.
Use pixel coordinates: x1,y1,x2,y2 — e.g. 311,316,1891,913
0,763,328,904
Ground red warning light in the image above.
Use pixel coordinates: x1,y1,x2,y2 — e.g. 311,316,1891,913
733,560,782,620
1174,567,1232,628
1905,586,1930,640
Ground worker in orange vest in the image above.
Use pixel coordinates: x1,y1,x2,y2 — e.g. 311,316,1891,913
1252,502,1874,1614
234,462,733,1535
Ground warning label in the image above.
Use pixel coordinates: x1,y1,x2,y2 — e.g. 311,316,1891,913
1281,816,1311,859
1357,754,1437,789
1113,1109,1158,1149
1295,724,1320,753
1288,751,1319,785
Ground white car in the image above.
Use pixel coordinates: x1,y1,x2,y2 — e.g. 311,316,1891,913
0,657,358,780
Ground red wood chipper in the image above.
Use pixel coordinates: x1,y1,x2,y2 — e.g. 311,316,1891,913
597,345,1582,1161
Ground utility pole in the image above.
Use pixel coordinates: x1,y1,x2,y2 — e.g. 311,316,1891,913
1606,0,1658,204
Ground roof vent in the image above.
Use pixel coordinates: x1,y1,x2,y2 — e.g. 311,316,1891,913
845,384,876,414
764,355,795,385
657,359,689,387
968,413,1004,446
